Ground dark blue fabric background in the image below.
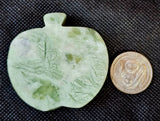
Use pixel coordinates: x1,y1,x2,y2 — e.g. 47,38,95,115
1,0,160,120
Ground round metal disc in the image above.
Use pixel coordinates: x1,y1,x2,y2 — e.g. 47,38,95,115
110,51,153,94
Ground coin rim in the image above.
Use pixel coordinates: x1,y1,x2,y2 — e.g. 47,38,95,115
110,51,153,94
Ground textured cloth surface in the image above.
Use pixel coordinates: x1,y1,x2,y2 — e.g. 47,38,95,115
1,0,160,121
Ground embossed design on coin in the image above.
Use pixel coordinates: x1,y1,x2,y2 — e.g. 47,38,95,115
110,52,153,94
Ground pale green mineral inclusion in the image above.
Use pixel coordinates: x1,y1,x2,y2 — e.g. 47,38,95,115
7,13,109,111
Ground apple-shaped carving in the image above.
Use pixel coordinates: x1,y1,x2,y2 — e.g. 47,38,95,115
7,13,109,111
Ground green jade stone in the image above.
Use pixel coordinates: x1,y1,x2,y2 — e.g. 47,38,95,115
7,13,109,111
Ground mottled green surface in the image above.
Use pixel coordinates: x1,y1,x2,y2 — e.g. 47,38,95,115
7,13,109,111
